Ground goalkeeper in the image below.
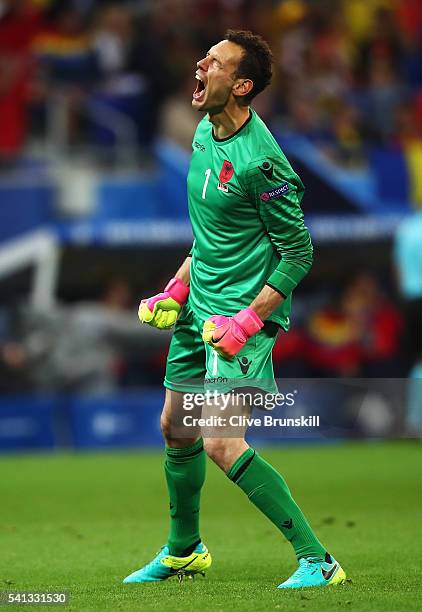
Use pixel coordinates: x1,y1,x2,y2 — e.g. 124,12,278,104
124,30,346,590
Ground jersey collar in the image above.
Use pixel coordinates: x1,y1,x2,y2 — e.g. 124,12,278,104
211,109,253,144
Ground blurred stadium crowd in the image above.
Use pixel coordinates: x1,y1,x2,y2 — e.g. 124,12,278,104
0,0,421,398
1,0,422,164
0,272,407,392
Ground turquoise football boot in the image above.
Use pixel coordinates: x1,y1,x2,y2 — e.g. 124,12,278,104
277,553,346,589
123,542,211,584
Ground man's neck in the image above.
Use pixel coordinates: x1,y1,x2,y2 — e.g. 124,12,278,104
208,104,250,140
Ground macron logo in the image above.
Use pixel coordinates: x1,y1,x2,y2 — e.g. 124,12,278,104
260,182,289,202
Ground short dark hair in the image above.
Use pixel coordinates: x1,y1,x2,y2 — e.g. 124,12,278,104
225,29,273,104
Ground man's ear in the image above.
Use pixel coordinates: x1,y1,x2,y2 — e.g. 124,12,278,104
233,79,253,99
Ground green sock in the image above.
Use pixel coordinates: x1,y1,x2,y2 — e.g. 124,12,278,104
227,448,325,560
165,438,206,557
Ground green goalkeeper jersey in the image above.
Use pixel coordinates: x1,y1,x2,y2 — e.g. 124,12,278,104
187,108,313,330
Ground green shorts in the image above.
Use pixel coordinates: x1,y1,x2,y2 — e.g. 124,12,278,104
164,303,279,394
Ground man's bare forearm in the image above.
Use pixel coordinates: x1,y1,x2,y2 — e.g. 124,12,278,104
249,284,284,321
175,256,191,286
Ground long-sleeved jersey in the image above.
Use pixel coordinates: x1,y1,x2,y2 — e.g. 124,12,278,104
187,108,313,330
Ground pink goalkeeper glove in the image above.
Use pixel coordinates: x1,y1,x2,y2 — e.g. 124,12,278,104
202,308,264,359
138,277,189,330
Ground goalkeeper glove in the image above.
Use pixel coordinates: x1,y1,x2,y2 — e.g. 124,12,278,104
202,307,264,359
138,277,189,330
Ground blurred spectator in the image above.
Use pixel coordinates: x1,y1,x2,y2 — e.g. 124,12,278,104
394,100,422,147
279,273,403,377
89,3,145,155
366,58,406,143
0,0,41,163
124,5,177,147
0,305,32,391
342,0,393,43
395,0,422,46
394,212,422,372
90,2,170,153
331,102,364,166
340,273,403,376
273,327,309,377
31,1,98,148
93,4,133,84
394,212,422,435
304,292,363,377
273,0,309,82
0,279,169,393
356,7,403,82
34,1,97,86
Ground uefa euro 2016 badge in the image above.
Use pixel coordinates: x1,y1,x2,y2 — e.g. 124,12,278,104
217,160,234,193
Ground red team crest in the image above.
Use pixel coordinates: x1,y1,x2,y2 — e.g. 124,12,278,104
219,160,234,184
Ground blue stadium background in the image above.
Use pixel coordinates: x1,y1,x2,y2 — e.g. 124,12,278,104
1,0,421,451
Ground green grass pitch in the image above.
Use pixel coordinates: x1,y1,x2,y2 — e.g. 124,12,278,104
1,442,421,611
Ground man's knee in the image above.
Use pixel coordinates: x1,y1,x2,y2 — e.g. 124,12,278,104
160,411,172,442
160,410,181,444
160,408,198,448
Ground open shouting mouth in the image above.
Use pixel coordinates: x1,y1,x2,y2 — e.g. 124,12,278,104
193,73,207,103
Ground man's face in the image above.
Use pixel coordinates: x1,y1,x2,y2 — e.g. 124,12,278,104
192,40,244,113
